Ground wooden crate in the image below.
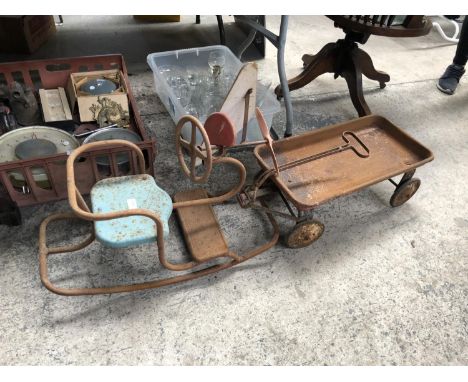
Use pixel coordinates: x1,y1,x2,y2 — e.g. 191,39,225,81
0,54,155,209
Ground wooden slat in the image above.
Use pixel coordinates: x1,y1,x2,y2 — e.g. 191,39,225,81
220,62,257,141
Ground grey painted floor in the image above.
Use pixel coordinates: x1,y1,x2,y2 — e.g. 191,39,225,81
0,16,467,365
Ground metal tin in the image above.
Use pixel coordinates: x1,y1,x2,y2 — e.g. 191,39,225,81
83,127,142,166
79,78,117,95
0,126,80,187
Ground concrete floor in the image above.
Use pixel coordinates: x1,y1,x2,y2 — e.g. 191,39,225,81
0,16,467,365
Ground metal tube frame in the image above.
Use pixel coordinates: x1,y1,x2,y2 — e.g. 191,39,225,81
235,16,294,137
38,139,279,296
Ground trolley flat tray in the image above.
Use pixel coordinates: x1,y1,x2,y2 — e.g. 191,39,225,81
254,115,433,210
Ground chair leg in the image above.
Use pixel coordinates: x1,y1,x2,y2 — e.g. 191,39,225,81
302,53,315,67
341,64,371,117
352,48,390,88
274,42,337,98
276,38,383,117
216,15,226,45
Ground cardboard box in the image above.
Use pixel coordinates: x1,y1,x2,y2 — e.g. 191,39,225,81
0,16,56,54
39,87,75,131
66,69,129,123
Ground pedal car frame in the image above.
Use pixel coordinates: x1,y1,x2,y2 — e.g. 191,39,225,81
39,116,279,296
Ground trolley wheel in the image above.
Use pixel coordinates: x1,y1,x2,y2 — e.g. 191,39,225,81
379,82,386,89
285,220,324,249
390,178,421,207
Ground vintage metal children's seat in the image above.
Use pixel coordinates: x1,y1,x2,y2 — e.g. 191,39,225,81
90,174,173,248
39,115,279,296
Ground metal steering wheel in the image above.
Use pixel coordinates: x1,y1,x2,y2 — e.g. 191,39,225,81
175,115,213,184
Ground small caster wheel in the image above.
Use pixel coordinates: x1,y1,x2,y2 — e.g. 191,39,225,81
390,178,421,207
379,82,386,89
285,220,324,249
276,94,283,101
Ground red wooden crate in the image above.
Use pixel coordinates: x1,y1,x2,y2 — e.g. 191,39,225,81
0,54,155,208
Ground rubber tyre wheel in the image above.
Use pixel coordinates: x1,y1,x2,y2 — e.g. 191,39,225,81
390,178,421,207
285,220,324,249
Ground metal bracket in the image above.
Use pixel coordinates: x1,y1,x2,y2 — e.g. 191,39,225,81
388,169,416,188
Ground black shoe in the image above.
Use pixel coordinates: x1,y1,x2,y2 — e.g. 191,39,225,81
437,64,465,95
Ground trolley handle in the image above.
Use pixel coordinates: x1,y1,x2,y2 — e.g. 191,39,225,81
271,130,371,173
342,131,370,158
255,107,280,173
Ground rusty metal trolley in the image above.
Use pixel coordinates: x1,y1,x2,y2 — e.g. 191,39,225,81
237,110,434,248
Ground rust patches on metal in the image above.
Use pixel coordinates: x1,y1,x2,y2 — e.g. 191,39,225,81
285,220,324,249
254,115,433,211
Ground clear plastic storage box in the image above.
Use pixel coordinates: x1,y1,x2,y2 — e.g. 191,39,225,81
147,45,280,144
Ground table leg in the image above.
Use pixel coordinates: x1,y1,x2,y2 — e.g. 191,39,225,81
216,16,226,45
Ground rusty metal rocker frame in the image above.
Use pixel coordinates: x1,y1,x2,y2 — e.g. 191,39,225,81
39,116,279,296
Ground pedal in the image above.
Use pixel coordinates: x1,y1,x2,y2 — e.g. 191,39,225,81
174,188,229,262
236,190,252,208
237,186,273,208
